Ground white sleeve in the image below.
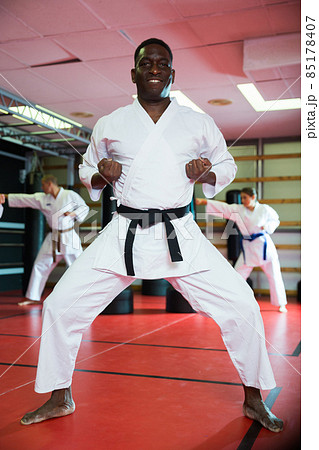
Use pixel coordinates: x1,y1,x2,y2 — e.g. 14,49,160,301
69,191,90,224
200,115,237,198
263,205,280,234
8,193,44,209
79,116,110,202
206,200,241,220
0,204,3,218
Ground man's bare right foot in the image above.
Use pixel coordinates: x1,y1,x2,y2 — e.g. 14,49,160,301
243,386,283,433
21,387,75,425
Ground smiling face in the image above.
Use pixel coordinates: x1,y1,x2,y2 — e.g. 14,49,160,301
131,43,175,102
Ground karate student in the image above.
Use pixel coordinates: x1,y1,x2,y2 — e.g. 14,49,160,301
0,194,5,217
20,39,283,433
1,175,89,305
197,187,288,312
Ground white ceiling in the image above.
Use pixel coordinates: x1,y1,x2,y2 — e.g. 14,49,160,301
0,0,301,141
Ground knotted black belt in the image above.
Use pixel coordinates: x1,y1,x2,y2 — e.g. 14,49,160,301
117,204,191,276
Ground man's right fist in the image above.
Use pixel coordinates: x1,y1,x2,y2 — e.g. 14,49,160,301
98,158,122,182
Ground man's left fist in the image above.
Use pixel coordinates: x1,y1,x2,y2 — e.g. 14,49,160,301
185,158,212,182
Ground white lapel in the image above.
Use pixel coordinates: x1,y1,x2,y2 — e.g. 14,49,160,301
120,98,179,205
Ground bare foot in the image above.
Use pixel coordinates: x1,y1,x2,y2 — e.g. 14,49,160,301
21,387,75,425
243,386,283,433
279,305,288,313
18,300,41,306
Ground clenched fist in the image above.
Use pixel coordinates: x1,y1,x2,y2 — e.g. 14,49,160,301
98,158,122,182
185,158,215,185
91,158,122,189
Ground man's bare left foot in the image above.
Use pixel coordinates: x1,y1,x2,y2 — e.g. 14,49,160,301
243,386,283,433
21,387,75,425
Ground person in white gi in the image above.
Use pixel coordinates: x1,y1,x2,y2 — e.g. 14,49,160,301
20,39,283,432
1,175,89,305
0,194,5,218
197,187,288,313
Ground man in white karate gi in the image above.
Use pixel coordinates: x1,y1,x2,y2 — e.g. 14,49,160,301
1,175,89,305
20,39,283,432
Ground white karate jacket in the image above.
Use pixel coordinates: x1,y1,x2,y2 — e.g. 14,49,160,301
206,200,280,266
80,98,237,278
8,187,89,254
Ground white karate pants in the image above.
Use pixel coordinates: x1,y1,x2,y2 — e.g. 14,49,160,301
35,238,276,393
235,255,287,307
26,243,82,301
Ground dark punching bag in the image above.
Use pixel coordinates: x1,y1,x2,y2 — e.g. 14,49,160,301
142,193,197,297
100,183,134,314
23,171,46,295
226,190,241,264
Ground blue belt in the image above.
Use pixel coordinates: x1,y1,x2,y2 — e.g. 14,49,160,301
240,232,267,264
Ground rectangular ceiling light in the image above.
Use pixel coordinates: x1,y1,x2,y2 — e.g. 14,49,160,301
237,83,301,111
133,90,205,114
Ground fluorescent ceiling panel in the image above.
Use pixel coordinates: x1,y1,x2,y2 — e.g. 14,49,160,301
237,83,301,111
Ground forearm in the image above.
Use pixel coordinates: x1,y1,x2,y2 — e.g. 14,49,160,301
7,193,40,209
206,199,239,219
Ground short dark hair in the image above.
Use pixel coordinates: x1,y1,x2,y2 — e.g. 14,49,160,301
134,38,173,66
241,187,257,198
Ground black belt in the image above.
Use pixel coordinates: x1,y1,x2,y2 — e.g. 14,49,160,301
117,204,191,276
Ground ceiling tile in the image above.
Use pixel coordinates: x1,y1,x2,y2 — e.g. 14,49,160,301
172,47,230,89
81,0,181,28
86,56,135,95
0,50,27,70
0,7,40,42
188,9,273,45
256,79,299,101
0,0,104,36
31,62,125,99
266,2,301,34
284,77,301,98
0,68,77,104
0,38,74,67
44,99,107,128
125,21,203,50
279,64,301,79
183,85,254,115
218,109,300,140
54,30,135,61
173,0,261,18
